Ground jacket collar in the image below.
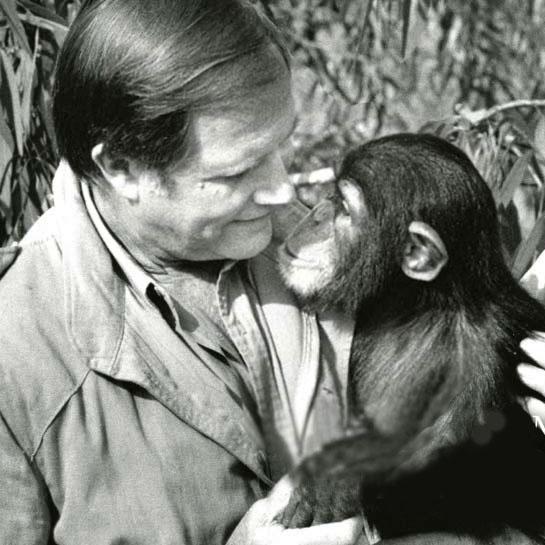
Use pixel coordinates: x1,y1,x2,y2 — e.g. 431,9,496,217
53,161,125,366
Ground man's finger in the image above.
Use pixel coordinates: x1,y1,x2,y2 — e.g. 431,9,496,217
520,334,545,368
525,397,545,428
264,474,296,513
518,363,545,395
281,516,364,545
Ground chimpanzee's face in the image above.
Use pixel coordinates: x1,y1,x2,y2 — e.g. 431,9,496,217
277,178,366,303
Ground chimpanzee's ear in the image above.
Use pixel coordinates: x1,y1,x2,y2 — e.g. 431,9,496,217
401,221,448,282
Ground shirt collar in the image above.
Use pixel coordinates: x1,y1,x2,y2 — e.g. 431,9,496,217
80,179,240,345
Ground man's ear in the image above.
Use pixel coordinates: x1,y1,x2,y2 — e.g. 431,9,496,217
401,221,448,282
91,143,140,202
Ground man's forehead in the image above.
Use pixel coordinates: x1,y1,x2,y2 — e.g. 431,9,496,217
191,84,296,174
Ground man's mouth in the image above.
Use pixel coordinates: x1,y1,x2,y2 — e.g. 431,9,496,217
235,214,270,223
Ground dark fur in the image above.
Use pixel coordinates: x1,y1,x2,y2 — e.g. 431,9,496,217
280,134,545,542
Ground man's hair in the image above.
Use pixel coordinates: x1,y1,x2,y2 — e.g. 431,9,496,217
53,0,290,179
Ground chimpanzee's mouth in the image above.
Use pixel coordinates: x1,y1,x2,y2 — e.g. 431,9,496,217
278,240,321,268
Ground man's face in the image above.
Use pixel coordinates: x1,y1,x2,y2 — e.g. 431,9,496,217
129,73,296,263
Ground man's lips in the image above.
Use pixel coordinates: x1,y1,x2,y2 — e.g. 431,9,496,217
234,214,270,223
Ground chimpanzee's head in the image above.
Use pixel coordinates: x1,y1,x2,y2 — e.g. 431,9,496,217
278,133,504,314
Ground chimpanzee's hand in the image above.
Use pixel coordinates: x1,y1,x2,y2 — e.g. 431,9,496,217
226,474,367,545
278,475,362,529
519,333,545,428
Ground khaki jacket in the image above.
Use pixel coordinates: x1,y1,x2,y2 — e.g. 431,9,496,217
0,166,352,545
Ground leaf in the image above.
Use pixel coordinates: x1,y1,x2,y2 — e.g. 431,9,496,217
19,0,66,26
0,49,24,155
38,86,56,150
18,6,68,46
534,113,545,159
400,0,413,58
0,110,14,197
512,213,545,280
0,199,13,239
0,0,31,54
347,0,374,77
341,0,352,19
498,152,531,208
19,35,36,136
361,0,375,33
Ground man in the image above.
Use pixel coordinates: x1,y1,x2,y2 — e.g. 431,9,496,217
0,1,362,543
0,1,544,544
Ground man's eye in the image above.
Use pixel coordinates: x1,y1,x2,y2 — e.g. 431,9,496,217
224,170,247,181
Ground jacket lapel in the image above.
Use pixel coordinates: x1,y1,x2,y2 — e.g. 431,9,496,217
109,291,271,484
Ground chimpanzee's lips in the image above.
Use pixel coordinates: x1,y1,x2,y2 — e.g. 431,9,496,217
282,241,299,260
279,240,319,267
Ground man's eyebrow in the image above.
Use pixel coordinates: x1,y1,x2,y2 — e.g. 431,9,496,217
201,115,298,180
216,118,298,177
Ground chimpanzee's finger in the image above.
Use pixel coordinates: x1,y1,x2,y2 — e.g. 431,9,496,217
278,488,315,529
276,492,300,527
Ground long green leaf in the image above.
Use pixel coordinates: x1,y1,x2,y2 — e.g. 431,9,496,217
38,87,56,150
401,0,413,58
19,35,36,135
361,0,375,32
0,49,23,155
499,152,532,207
347,0,374,78
18,9,68,45
0,108,14,198
0,0,31,54
20,0,66,25
512,213,545,280
534,113,545,159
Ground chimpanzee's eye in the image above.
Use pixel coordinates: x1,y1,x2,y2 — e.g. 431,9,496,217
332,189,350,216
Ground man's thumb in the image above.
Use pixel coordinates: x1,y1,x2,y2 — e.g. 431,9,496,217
264,474,297,514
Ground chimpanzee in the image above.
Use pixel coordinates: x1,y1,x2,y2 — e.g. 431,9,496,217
276,133,545,543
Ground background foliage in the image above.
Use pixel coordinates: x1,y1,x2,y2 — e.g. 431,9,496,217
0,0,544,278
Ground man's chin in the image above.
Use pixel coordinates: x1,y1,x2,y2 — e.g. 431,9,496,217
221,221,273,260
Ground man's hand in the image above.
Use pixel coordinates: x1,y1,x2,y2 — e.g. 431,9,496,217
519,333,545,425
226,475,367,545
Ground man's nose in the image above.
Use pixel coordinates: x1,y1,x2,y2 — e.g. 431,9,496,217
253,153,296,206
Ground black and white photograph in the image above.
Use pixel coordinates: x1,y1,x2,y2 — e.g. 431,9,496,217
1,1,545,544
